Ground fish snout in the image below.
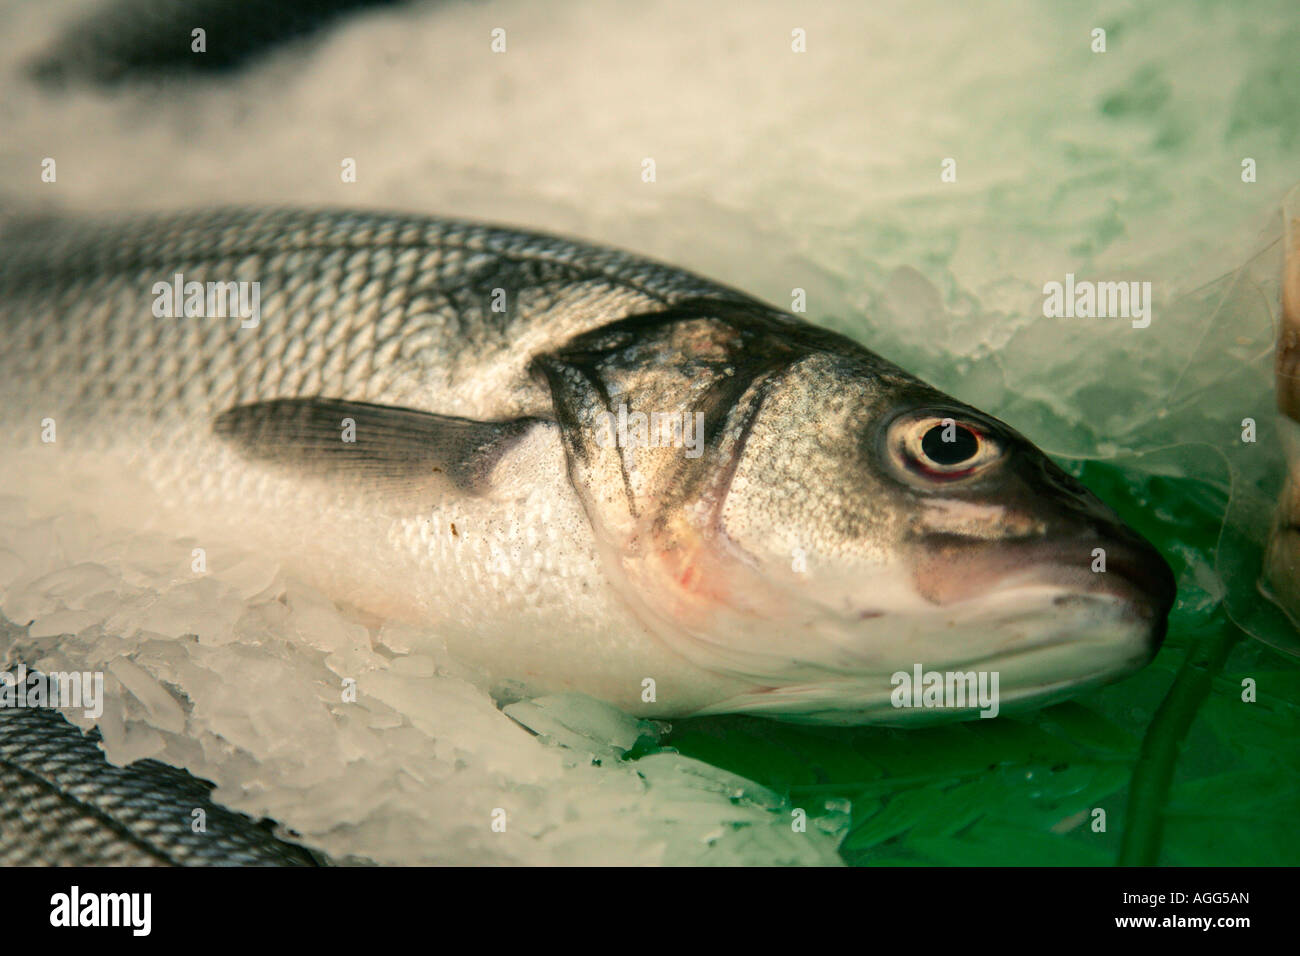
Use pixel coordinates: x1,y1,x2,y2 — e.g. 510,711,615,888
1014,457,1176,658
910,518,1176,663
1059,528,1175,656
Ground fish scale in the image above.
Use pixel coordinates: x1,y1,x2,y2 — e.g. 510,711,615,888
0,207,739,436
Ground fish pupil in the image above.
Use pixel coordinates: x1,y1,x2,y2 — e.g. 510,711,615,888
921,424,978,465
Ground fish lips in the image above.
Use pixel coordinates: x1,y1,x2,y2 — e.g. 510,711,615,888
908,529,1177,667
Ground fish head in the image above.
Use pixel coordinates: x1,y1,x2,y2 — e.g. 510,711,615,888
702,348,1175,721
536,305,1175,723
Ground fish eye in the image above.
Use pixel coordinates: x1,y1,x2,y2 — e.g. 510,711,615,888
921,422,978,465
886,411,1003,483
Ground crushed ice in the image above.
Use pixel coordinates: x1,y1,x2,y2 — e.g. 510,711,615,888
0,498,846,864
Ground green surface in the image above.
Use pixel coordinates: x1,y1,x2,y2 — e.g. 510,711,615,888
640,461,1300,865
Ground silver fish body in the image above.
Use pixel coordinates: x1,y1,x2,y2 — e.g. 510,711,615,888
0,207,1175,723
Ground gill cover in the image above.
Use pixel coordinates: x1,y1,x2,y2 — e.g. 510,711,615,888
530,300,935,683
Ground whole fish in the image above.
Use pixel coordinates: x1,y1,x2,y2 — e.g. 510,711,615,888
0,207,1175,724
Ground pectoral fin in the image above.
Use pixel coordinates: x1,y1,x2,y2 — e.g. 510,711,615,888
213,398,544,497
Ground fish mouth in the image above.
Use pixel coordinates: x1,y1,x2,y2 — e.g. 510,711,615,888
648,525,1176,725
693,580,1169,725
910,531,1176,665
682,535,1175,725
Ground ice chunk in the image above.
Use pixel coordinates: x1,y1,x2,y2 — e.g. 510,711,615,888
504,693,653,761
108,656,187,734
